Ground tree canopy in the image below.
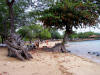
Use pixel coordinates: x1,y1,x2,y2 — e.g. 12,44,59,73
38,0,99,33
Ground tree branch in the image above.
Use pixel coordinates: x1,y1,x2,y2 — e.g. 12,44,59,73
6,0,10,6
6,0,15,6
11,0,15,4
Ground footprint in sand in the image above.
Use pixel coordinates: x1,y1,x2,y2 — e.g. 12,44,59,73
59,65,72,75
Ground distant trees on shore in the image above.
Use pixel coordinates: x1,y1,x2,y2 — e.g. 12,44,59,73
69,31,100,40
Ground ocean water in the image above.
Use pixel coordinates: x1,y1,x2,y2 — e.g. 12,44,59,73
67,40,100,63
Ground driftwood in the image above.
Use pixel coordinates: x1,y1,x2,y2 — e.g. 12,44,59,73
5,33,33,61
52,43,67,52
43,43,68,53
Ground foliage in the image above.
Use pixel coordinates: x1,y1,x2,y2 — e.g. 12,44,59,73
0,0,9,35
82,0,100,14
29,25,51,39
17,26,34,41
29,25,43,38
40,29,51,40
69,32,78,39
78,32,94,38
69,31,100,39
17,24,51,40
50,29,63,39
38,0,99,33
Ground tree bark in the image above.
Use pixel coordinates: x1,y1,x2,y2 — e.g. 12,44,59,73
6,0,15,33
5,33,33,61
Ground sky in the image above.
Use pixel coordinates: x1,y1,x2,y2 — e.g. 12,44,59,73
59,24,100,35
73,25,100,33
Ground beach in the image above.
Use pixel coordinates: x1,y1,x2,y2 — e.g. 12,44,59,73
0,41,100,75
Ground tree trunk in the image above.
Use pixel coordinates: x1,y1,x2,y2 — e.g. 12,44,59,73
51,29,68,52
6,0,15,33
62,30,69,45
5,0,33,60
9,6,15,33
43,29,69,53
29,39,32,44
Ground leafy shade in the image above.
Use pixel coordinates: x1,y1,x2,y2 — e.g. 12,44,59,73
38,0,99,32
40,29,51,40
17,26,34,41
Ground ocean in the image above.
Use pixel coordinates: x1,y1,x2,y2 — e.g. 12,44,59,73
67,40,100,63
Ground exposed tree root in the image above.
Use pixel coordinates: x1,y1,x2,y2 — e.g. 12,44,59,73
42,43,68,53
5,33,33,61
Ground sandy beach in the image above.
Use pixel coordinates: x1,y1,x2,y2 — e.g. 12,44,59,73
0,41,100,75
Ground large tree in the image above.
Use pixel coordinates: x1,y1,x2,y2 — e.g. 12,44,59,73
4,0,34,60
38,0,99,52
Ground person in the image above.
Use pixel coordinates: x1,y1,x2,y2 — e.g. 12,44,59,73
46,40,48,45
35,41,39,49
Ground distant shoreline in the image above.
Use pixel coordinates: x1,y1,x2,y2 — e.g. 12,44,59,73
69,39,100,42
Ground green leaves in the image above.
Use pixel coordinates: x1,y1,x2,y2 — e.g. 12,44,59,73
40,29,51,39
17,24,52,40
38,0,99,31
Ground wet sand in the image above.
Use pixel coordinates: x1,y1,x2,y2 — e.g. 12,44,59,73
0,41,100,75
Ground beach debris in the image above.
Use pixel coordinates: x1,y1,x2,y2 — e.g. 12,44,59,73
27,43,36,51
88,51,100,56
43,43,68,53
67,50,71,53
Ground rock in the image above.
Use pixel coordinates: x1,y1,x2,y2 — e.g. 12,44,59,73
68,50,71,53
92,52,96,54
96,54,100,56
88,52,91,54
96,52,100,56
27,44,36,51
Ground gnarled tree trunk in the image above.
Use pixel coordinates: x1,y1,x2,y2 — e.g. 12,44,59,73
5,33,33,60
51,29,68,52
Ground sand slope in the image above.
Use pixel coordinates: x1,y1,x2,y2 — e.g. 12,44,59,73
0,48,100,75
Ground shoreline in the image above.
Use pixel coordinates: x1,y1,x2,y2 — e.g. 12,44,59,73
69,39,100,42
